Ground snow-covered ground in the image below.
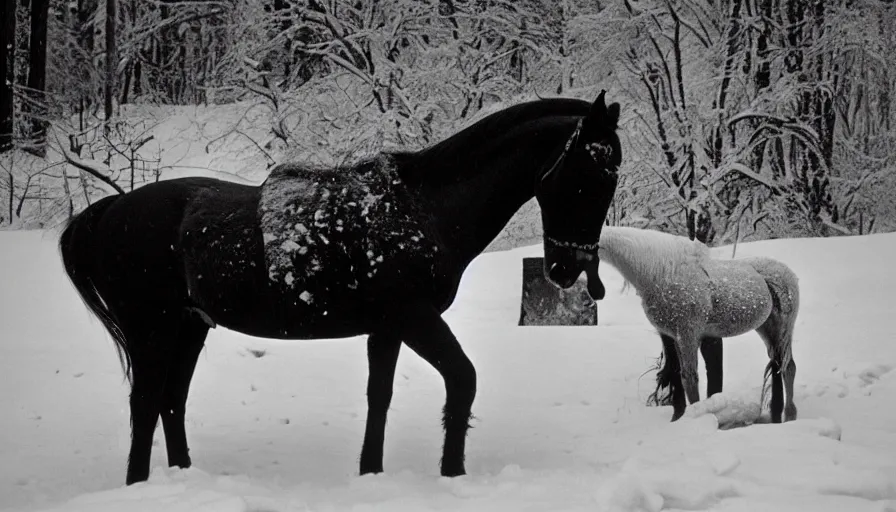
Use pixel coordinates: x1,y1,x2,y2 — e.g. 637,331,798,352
1,229,895,512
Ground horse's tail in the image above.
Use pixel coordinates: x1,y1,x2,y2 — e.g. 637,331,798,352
752,257,800,413
59,195,133,384
763,261,800,372
759,359,777,412
645,349,669,406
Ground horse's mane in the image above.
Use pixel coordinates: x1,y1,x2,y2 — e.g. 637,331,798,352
266,153,389,181
266,98,592,188
392,98,592,186
599,226,711,291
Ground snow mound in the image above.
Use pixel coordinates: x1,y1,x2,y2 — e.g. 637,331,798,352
683,388,766,429
36,468,250,512
592,412,896,512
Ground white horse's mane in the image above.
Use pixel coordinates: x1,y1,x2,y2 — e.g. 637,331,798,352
599,226,710,291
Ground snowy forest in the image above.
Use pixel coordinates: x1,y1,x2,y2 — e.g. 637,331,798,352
1,0,895,246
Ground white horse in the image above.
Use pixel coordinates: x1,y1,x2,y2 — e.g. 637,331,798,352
598,226,800,423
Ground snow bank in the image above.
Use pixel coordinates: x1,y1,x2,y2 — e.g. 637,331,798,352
3,231,896,511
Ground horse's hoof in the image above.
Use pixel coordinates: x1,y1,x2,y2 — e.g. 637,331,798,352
125,474,148,486
168,458,192,470
440,465,466,478
359,465,384,475
785,406,798,422
670,410,684,422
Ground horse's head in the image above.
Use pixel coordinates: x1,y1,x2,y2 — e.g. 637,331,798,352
535,90,621,301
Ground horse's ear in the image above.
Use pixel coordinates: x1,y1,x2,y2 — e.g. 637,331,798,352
584,90,611,130
588,90,607,119
607,102,620,129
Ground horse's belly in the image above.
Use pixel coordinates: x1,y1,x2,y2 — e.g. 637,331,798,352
704,264,773,337
215,297,372,340
187,247,384,339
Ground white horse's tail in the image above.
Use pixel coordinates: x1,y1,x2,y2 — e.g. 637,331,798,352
745,257,800,414
744,257,801,370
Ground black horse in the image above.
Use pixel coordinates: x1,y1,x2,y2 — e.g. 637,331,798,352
59,92,623,485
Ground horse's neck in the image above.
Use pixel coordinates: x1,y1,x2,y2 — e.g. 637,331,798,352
406,118,575,265
598,227,677,292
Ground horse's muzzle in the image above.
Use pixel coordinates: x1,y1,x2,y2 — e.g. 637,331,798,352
576,249,606,301
583,262,606,301
544,249,606,301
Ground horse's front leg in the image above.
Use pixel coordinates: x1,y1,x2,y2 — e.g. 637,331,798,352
392,304,477,477
674,333,702,408
700,336,723,397
658,334,687,421
359,332,402,475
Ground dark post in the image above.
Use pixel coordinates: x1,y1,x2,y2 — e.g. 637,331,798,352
518,257,597,326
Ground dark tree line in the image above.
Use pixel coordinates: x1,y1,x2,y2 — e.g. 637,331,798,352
1,0,15,152
1,0,893,239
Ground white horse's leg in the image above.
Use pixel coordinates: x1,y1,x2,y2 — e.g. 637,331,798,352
748,257,800,423
659,334,687,421
757,316,795,423
675,333,702,407
783,360,798,421
769,361,784,423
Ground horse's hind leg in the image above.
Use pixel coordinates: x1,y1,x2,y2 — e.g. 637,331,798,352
359,332,402,475
122,308,202,484
123,312,179,485
783,360,798,421
126,347,168,485
768,361,784,423
756,317,796,423
160,314,209,469
752,258,800,422
700,336,723,397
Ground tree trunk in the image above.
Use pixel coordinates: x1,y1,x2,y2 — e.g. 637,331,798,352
77,0,97,122
26,0,49,154
104,0,117,131
133,58,142,98
0,0,15,152
7,171,13,223
711,0,742,169
16,0,30,91
120,62,131,104
274,0,292,85
750,0,774,176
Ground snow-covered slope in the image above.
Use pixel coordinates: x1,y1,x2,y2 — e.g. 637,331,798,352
1,229,894,511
